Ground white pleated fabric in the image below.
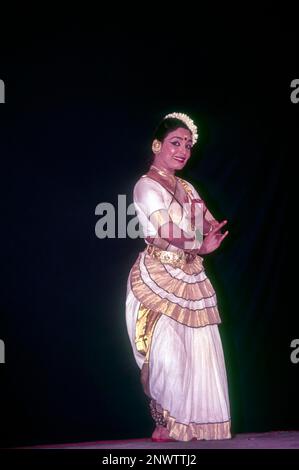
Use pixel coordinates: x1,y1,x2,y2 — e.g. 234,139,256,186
126,277,231,441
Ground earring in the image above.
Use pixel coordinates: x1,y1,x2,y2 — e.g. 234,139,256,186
152,139,161,154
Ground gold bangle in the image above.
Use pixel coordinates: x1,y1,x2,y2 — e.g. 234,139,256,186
203,224,213,236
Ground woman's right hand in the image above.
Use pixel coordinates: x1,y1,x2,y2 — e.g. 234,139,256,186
197,220,229,255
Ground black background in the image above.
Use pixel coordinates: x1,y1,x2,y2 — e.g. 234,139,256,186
0,9,298,447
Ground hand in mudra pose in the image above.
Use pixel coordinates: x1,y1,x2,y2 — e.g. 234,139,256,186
198,220,229,255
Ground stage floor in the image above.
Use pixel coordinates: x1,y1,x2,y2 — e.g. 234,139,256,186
13,430,299,449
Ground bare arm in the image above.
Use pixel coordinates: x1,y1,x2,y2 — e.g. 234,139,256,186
158,221,198,250
146,220,199,251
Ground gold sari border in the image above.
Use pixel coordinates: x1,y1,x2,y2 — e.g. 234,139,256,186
130,258,221,328
164,407,232,441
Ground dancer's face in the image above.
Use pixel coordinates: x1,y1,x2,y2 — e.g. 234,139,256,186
153,127,193,172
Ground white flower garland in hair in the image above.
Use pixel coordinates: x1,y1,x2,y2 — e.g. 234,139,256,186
164,112,199,145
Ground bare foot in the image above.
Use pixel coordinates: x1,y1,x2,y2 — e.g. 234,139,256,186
159,427,172,440
152,426,163,440
152,425,175,441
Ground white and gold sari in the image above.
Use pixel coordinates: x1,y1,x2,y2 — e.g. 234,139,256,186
126,166,231,441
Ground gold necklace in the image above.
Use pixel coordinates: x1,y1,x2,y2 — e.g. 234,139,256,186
150,165,177,184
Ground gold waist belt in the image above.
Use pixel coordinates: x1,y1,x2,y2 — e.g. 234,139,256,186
145,244,197,268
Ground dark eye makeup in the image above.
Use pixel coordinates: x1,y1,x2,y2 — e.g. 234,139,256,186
171,140,192,150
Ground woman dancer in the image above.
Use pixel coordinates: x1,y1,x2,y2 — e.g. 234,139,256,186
126,112,231,442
